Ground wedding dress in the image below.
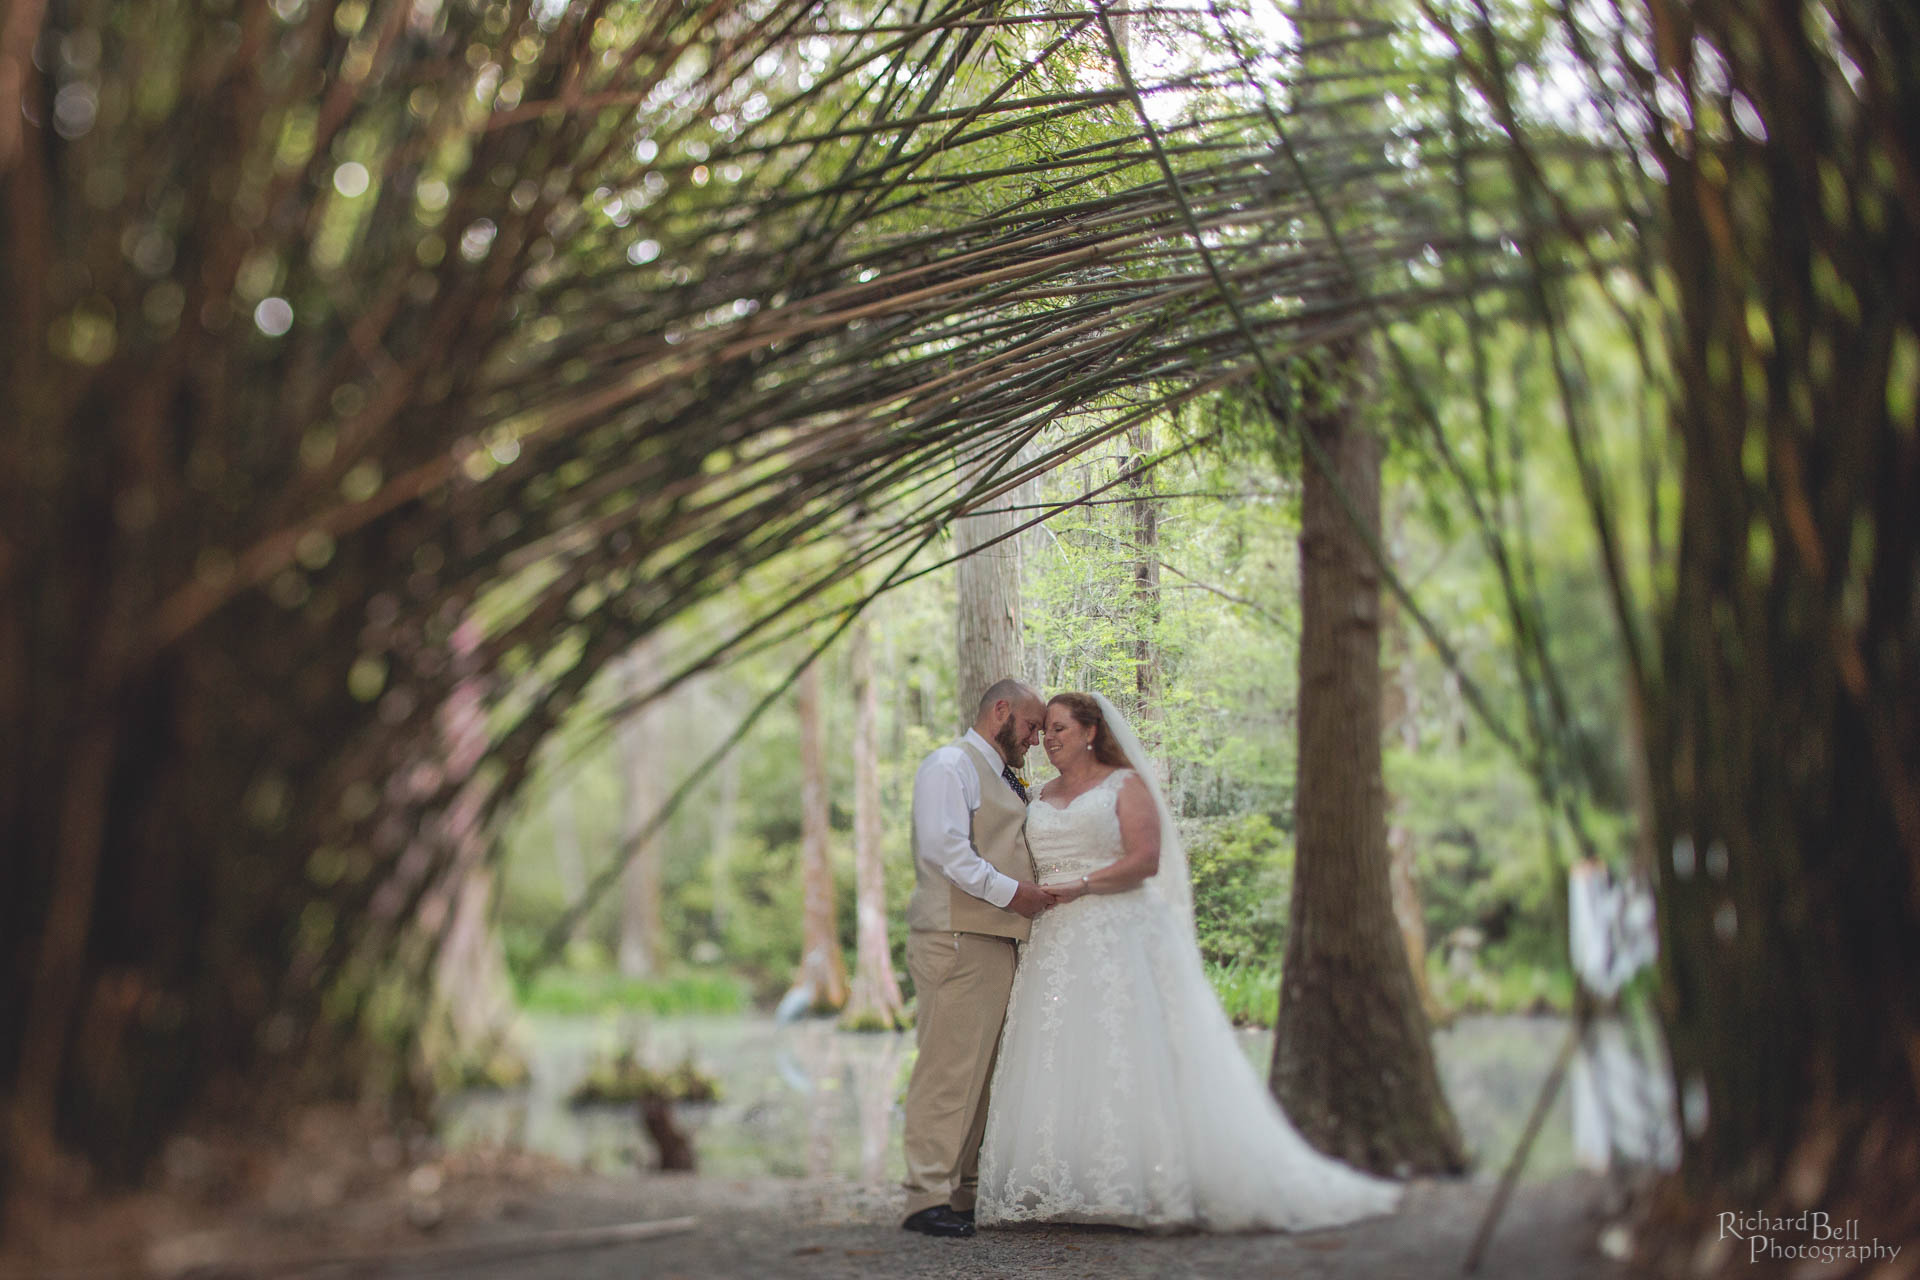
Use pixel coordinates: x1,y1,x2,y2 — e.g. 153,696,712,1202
977,698,1401,1232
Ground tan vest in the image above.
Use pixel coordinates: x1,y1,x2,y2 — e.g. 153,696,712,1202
908,738,1035,940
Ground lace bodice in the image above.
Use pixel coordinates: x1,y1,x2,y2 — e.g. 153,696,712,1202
1025,769,1132,886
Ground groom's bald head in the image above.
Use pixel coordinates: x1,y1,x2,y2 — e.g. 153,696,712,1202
976,678,1039,719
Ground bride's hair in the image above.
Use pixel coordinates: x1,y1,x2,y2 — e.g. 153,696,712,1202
1048,692,1131,768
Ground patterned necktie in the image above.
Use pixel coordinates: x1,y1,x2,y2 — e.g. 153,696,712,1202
1001,763,1029,804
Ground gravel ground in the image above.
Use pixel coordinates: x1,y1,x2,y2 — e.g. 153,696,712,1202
367,1169,1633,1280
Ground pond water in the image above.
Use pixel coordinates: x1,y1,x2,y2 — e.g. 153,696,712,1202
440,1011,1625,1186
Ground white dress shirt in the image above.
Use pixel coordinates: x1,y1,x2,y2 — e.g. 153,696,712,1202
911,728,1022,909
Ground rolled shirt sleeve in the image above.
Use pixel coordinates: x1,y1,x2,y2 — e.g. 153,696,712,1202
912,744,1019,910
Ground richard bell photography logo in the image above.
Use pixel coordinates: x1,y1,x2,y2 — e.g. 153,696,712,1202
1719,1211,1903,1265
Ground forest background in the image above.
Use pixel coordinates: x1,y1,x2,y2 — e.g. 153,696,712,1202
493,371,1635,1039
11,0,1912,1267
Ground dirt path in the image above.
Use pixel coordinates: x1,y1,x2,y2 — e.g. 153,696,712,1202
0,1095,1632,1280
369,1170,1629,1280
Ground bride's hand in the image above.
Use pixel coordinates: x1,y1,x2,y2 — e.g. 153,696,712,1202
1046,878,1089,904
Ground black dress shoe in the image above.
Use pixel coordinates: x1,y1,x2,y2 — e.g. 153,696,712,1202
902,1205,976,1238
952,1207,976,1225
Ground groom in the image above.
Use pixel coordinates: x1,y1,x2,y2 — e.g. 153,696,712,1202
900,678,1055,1238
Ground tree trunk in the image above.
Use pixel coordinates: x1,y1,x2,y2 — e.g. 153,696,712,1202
427,863,522,1086
614,639,664,980
1381,507,1442,1025
791,658,848,1013
1632,1,1920,1268
841,619,908,1030
1385,824,1440,1023
1268,335,1466,1176
954,460,1024,726
547,782,587,905
422,622,521,1090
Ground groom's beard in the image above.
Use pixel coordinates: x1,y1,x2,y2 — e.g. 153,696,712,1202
995,719,1023,767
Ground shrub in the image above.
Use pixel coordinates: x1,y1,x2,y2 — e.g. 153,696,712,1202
520,968,747,1017
568,1048,720,1107
1186,813,1293,970
1424,947,1574,1017
1207,961,1281,1027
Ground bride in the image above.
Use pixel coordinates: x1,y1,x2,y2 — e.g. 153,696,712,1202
977,691,1402,1232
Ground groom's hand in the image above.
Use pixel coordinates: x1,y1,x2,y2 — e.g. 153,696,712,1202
1008,881,1054,918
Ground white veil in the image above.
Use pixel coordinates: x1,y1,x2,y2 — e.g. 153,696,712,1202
1091,693,1195,940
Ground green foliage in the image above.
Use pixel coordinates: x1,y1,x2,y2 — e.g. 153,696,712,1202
518,966,747,1018
1186,813,1293,969
486,290,1661,1027
1022,437,1302,819
497,569,958,1009
839,1004,915,1034
1425,949,1574,1018
568,1049,720,1108
488,409,1625,1019
1206,961,1282,1028
1389,745,1563,967
437,1043,533,1093
682,834,858,1005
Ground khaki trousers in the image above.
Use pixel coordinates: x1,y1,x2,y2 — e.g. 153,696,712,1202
901,930,1017,1217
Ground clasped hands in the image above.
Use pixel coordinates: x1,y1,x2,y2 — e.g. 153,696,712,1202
1008,878,1089,918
